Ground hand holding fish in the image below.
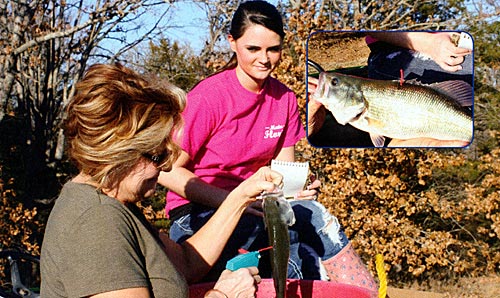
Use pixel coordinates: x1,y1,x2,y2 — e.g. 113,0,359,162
230,167,283,217
312,71,473,147
368,31,472,73
246,166,283,187
307,76,326,137
388,137,470,147
208,267,261,298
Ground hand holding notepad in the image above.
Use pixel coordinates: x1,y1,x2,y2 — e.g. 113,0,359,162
270,160,309,198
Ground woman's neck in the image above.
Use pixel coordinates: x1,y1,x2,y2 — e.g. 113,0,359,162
234,67,266,94
73,173,123,204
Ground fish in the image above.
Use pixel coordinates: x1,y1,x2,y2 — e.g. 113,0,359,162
262,190,295,298
312,71,473,147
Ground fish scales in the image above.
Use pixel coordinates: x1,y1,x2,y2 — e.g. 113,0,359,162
262,191,295,298
313,72,473,145
360,81,472,140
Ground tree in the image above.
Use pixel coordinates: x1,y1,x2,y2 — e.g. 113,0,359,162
465,0,500,91
464,0,500,138
288,0,467,31
144,38,205,91
0,0,176,204
142,0,243,90
195,0,239,63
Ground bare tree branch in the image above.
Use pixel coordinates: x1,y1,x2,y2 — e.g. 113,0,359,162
0,0,175,205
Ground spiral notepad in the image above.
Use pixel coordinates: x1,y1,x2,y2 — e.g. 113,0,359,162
271,160,309,198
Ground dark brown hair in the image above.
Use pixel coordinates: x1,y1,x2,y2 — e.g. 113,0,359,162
219,0,285,72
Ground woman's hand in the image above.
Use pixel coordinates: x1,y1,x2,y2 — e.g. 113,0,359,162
424,33,472,72
370,32,472,73
388,137,470,148
227,167,283,217
294,175,321,201
206,267,261,298
307,77,326,137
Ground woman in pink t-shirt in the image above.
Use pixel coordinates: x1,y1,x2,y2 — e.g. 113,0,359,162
158,1,376,293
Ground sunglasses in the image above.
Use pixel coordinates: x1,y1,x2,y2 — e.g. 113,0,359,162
142,151,170,170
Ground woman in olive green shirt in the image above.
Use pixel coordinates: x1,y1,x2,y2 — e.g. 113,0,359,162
41,63,281,298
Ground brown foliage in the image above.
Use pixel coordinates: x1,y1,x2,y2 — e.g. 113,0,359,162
296,147,500,283
273,1,500,285
0,176,41,255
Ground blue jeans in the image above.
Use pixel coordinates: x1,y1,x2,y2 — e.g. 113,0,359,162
169,200,349,281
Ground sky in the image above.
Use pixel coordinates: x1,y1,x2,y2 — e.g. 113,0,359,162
160,0,497,54
104,0,496,59
163,2,207,53
164,0,281,53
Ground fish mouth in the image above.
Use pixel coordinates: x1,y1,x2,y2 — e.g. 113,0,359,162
261,191,296,226
312,72,329,102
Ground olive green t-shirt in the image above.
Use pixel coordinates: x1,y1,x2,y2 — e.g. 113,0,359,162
41,181,187,297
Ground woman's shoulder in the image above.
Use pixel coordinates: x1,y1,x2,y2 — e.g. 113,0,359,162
190,70,230,92
55,181,136,226
268,76,292,90
187,70,237,106
266,76,295,99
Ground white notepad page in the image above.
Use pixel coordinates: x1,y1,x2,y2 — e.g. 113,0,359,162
271,160,309,198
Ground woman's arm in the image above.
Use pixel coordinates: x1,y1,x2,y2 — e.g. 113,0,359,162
160,167,282,283
157,150,229,208
90,287,151,298
307,77,327,137
274,145,295,162
368,32,471,72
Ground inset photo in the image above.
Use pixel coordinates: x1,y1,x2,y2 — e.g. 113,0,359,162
306,31,473,148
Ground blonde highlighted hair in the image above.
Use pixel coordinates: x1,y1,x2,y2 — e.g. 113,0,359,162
64,63,185,189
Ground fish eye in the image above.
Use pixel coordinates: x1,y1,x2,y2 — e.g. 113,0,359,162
331,78,338,86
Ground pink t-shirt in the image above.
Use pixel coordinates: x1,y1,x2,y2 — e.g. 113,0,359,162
166,68,305,215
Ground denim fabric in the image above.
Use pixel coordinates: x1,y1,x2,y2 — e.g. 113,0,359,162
169,200,348,281
289,200,348,260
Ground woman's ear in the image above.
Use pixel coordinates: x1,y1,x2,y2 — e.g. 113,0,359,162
228,34,236,52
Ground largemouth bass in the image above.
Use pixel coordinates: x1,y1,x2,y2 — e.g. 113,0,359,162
262,190,295,298
312,71,473,147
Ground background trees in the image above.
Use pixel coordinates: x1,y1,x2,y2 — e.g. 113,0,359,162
0,0,176,258
0,0,175,205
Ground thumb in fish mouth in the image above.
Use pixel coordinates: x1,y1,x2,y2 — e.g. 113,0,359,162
307,97,327,137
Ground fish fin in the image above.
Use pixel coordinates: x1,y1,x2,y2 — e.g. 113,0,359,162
287,210,296,226
370,134,386,147
405,79,473,107
428,80,473,107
